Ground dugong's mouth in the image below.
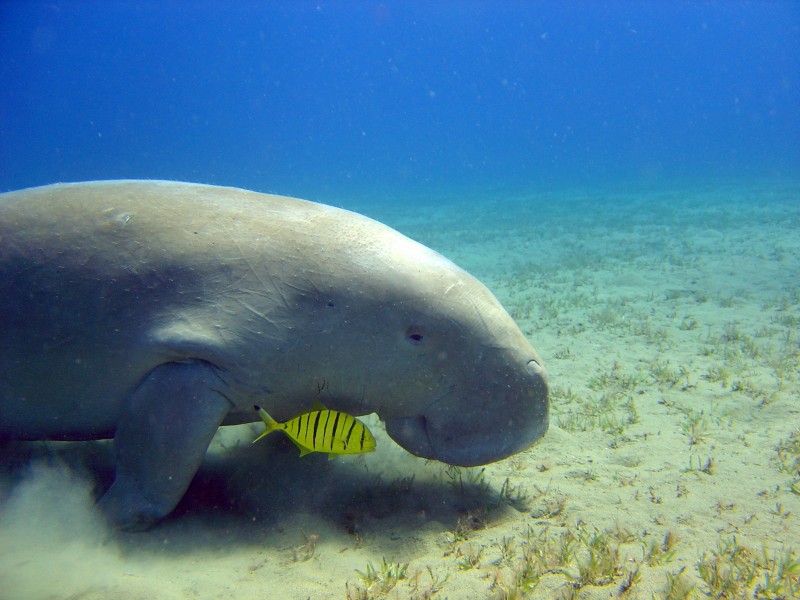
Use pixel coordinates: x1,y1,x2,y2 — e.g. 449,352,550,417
384,415,436,460
384,414,522,467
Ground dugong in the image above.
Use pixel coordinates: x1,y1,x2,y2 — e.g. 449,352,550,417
0,181,548,530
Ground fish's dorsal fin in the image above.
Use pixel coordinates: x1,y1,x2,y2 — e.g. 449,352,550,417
312,399,328,412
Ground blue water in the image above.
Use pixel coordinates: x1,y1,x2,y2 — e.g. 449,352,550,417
1,1,798,205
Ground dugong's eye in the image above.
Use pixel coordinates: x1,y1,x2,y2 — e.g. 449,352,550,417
405,327,425,345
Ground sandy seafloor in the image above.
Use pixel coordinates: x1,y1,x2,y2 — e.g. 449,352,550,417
1,181,798,599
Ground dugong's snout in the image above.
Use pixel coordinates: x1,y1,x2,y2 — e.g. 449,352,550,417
385,356,549,467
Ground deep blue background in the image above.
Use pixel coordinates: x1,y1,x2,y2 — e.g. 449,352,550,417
1,1,798,204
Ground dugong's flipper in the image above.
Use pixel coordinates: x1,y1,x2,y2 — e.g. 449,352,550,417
97,361,232,530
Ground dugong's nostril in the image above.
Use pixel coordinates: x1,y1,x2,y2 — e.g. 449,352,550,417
526,359,544,377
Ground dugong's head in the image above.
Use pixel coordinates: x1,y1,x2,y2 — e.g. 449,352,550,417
375,269,550,467
266,208,549,467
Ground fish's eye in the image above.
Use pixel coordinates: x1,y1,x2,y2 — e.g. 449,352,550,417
405,327,425,345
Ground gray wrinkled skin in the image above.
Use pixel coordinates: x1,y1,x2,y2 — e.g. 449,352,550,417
0,181,548,530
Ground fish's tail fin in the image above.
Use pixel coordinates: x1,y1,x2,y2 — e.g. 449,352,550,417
252,405,279,444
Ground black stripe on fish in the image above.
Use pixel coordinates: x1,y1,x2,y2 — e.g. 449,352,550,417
321,410,331,450
312,411,321,448
331,412,341,450
344,419,356,449
301,413,311,446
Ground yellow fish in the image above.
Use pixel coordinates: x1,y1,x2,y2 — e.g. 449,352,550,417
252,402,376,457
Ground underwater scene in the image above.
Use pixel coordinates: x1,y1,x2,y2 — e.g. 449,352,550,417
1,2,799,599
